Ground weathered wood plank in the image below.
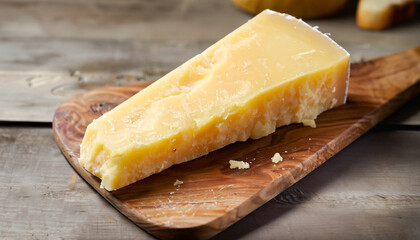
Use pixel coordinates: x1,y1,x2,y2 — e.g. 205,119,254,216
0,0,248,41
216,129,420,240
0,39,204,73
383,95,420,127
1,127,419,239
0,127,152,240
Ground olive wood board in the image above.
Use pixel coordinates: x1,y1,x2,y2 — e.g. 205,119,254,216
53,46,420,239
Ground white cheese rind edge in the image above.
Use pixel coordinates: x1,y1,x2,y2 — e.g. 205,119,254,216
265,9,350,104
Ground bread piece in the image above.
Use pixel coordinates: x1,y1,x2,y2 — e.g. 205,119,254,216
357,0,416,30
231,0,348,19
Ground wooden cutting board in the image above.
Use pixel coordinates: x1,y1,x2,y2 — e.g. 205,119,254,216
53,46,420,239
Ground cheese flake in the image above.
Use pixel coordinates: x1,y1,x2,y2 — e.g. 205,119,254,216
302,119,316,128
271,152,283,163
229,160,250,169
173,179,183,186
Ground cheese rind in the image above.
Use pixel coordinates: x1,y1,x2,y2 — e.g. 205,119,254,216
79,10,350,191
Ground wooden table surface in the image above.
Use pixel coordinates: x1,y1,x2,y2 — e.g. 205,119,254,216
1,1,419,239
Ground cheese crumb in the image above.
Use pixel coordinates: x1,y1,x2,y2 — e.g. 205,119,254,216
331,98,338,107
302,119,316,128
173,179,183,186
229,160,250,169
271,152,283,163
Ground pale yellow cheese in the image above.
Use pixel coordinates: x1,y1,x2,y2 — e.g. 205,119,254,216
271,153,283,163
173,179,183,186
79,10,350,191
229,160,250,169
302,119,316,128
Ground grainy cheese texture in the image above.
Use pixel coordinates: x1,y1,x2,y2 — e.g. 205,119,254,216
271,153,283,163
79,10,350,191
229,160,250,169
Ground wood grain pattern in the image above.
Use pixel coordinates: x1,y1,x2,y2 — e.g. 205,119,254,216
0,127,153,240
2,128,419,239
53,47,420,239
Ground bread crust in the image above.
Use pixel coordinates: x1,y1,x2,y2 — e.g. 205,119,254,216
357,0,416,30
231,0,348,19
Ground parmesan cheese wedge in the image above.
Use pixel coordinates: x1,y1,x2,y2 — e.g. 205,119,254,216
79,10,350,191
